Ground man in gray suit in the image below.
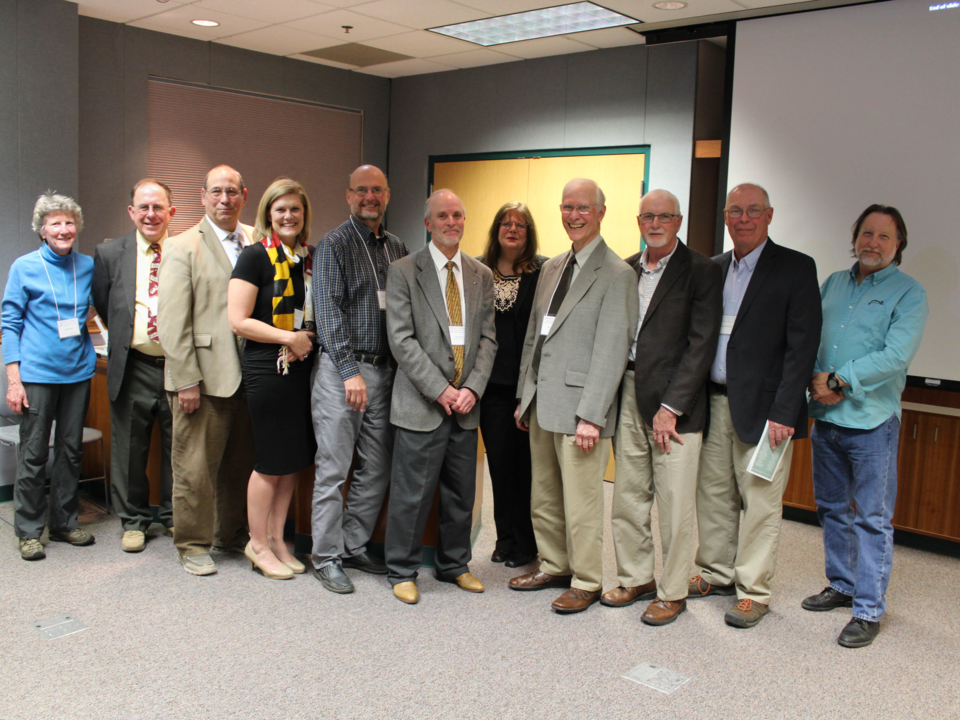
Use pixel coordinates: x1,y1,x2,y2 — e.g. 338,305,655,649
510,178,638,614
93,179,177,553
383,189,497,605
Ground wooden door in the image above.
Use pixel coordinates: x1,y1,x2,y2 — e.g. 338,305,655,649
916,414,960,540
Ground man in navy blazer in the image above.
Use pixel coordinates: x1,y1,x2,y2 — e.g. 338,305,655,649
689,183,821,628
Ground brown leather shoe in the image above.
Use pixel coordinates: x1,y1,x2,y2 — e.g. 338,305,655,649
551,587,601,614
509,571,572,592
688,574,736,599
600,580,658,607
641,598,687,626
453,572,484,593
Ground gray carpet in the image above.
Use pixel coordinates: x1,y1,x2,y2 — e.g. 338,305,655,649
1,467,958,720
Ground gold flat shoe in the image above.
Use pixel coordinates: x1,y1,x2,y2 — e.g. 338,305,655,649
454,572,484,593
393,581,419,604
245,541,294,580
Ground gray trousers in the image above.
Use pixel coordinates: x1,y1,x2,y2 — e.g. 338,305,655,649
385,414,477,585
14,381,91,539
310,352,395,569
110,356,173,531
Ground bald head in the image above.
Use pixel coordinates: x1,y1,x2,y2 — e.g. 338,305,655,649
638,188,683,252
347,164,390,231
560,178,606,251
201,164,247,232
424,189,465,255
562,178,605,208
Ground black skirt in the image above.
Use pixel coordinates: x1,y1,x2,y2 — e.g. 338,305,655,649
243,360,316,476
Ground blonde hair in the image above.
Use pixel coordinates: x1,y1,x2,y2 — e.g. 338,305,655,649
253,177,312,246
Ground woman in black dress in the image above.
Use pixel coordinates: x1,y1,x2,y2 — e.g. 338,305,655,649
228,178,316,580
479,201,547,569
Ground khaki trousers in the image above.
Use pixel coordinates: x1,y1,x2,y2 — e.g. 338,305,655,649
529,401,610,592
611,371,702,601
169,390,254,557
695,392,793,604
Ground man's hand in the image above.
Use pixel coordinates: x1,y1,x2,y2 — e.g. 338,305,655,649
575,419,602,453
768,420,795,449
809,372,844,405
437,386,459,415
344,374,367,412
6,380,27,415
652,406,683,454
178,386,201,414
286,330,315,361
451,388,477,415
514,403,529,431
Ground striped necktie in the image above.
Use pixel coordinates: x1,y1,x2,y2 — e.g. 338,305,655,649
445,260,464,386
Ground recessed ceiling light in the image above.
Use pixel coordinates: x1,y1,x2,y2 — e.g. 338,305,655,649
191,19,219,27
429,2,640,47
653,1,687,9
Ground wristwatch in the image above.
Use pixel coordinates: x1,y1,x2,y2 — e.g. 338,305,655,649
826,372,841,391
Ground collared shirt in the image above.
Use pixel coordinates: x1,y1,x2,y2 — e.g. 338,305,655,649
314,216,408,380
809,262,927,429
131,229,166,356
629,240,679,362
428,241,466,319
206,216,249,269
710,238,768,384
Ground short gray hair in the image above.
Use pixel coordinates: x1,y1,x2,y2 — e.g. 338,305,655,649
727,183,770,208
640,189,681,215
32,191,83,234
563,178,605,208
423,189,465,220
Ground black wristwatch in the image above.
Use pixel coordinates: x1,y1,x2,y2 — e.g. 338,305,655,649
826,372,841,391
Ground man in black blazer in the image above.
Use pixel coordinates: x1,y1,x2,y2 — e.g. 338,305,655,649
602,189,722,626
92,179,176,553
689,183,821,628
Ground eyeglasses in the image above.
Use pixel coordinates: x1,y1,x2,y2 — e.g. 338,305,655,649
349,186,387,197
724,207,769,219
639,213,680,224
133,204,169,215
205,187,242,199
500,221,527,230
560,204,596,215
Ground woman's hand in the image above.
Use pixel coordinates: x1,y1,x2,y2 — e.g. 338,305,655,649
286,330,315,361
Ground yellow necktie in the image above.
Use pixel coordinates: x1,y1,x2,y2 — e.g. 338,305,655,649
445,260,464,386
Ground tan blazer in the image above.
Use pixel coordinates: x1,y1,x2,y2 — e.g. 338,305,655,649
157,217,255,397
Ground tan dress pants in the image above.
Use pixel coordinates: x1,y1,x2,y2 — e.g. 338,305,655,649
694,391,793,604
611,371,702,601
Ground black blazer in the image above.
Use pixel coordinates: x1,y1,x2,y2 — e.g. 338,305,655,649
626,241,722,433
713,237,822,444
92,231,140,402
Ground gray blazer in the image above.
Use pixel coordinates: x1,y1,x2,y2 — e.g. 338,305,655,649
517,237,638,437
92,231,139,402
386,244,497,432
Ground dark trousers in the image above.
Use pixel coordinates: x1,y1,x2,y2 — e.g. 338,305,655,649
14,381,91,539
479,383,536,556
385,414,477,584
110,355,173,531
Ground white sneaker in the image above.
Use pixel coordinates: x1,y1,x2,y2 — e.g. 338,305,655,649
121,530,146,553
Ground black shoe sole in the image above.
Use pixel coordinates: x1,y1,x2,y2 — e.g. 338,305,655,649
724,611,767,628
312,567,356,593
801,595,853,612
600,589,657,608
838,635,877,648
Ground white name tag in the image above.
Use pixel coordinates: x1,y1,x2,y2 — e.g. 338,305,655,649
449,325,465,346
294,308,304,330
57,317,81,339
377,290,386,310
540,315,556,336
720,315,736,335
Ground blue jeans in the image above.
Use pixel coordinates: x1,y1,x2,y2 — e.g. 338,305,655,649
811,415,900,622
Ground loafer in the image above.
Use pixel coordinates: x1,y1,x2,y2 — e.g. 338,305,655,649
181,552,217,576
641,598,687,626
313,562,355,594
838,618,880,648
20,538,45,561
688,574,736,599
551,588,601,614
342,551,387,575
452,572,484,593
600,581,658,607
393,581,419,604
509,571,572,592
121,530,146,553
802,586,853,612
50,528,95,546
212,538,248,554
505,551,538,569
724,598,769,628
491,548,509,563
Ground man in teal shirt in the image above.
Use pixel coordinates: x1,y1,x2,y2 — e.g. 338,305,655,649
804,204,928,649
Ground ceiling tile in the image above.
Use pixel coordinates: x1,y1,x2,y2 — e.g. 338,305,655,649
191,0,336,24
569,26,646,48
129,5,268,41
217,25,342,55
290,9,415,41
351,0,491,28
495,35,596,60
362,30,478,57
425,48,519,68
453,0,561,14
601,0,744,23
357,57,456,78
76,0,190,24
732,0,820,8
289,53,360,70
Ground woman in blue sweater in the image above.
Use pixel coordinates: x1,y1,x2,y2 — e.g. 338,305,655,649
2,192,97,561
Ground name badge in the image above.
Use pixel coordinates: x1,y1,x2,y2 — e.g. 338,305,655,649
449,325,465,346
294,308,304,330
720,315,736,335
540,315,556,336
57,317,81,339
377,290,386,310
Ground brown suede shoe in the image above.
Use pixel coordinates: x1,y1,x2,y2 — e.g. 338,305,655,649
551,588,601,614
600,581,658,607
641,598,687,626
688,574,736,599
509,571,573,592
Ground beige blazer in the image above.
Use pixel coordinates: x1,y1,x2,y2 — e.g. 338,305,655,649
157,217,255,397
516,236,638,437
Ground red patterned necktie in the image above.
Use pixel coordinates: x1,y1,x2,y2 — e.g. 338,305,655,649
147,242,161,343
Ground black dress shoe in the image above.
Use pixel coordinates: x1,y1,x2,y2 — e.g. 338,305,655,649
313,563,356,594
505,551,538,568
838,618,880,648
491,549,509,563
342,551,387,575
802,586,853,612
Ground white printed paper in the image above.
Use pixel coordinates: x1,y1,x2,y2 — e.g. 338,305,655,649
720,314,736,335
746,420,791,482
377,290,386,310
57,317,81,339
540,315,556,336
449,325,465,346
294,308,304,329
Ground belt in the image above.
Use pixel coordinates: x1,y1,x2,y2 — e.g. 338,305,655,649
354,351,390,367
626,360,636,372
130,348,165,367
709,381,727,396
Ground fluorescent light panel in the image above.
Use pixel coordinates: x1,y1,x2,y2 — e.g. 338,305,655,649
429,2,640,47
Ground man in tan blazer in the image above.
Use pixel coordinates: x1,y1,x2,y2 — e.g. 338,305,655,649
157,165,255,576
509,179,638,614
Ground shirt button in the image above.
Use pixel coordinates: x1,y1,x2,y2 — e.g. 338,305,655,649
841,325,844,328
833,345,838,349
830,366,835,369
849,305,853,309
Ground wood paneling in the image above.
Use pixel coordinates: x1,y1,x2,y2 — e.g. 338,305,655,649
694,140,722,158
782,423,816,511
916,415,960,539
893,411,924,530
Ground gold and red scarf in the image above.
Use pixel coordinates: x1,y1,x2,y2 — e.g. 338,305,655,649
260,231,312,332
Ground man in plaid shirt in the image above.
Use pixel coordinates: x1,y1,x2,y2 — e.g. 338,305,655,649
309,165,409,594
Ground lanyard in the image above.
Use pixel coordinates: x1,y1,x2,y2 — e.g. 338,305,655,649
349,219,395,295
38,249,78,322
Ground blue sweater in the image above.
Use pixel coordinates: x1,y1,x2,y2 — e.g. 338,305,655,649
1,243,96,384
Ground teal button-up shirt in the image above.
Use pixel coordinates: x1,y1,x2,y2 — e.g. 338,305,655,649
809,262,928,429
